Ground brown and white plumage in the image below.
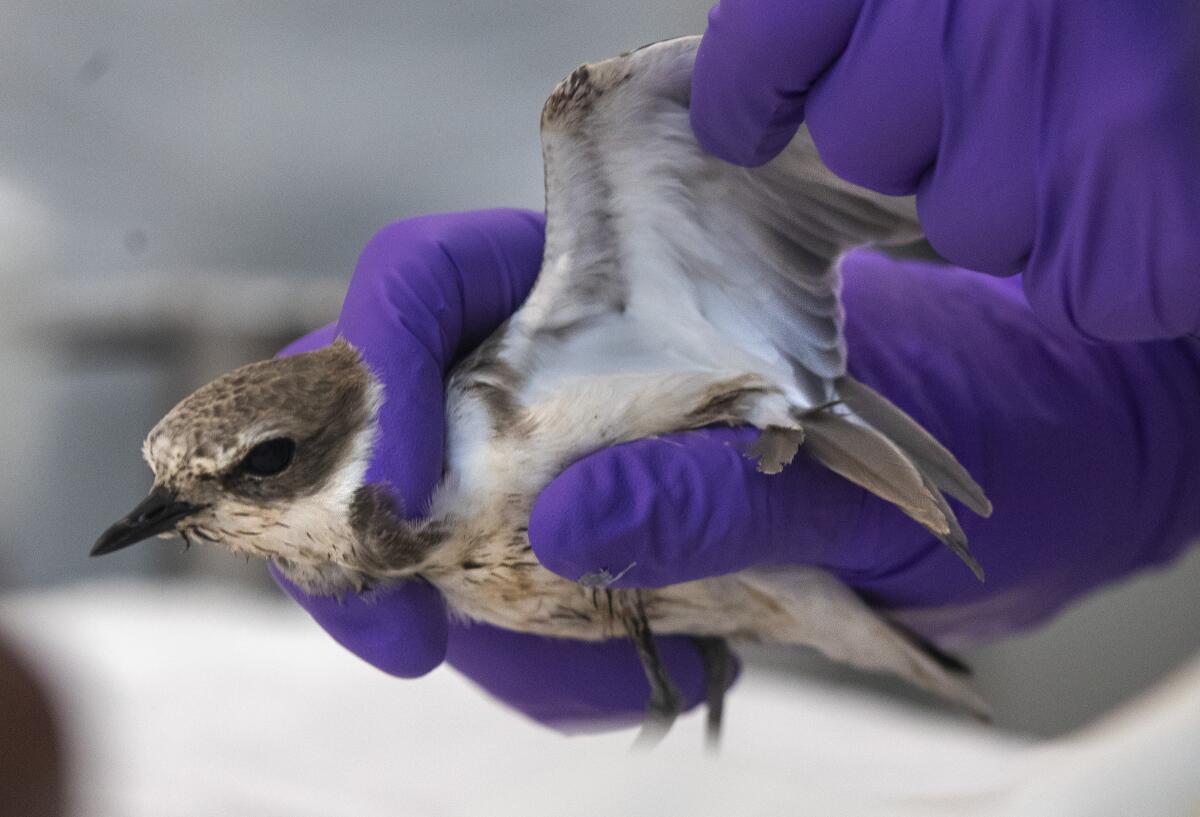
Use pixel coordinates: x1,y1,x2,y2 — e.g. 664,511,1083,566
429,35,992,713
97,37,993,724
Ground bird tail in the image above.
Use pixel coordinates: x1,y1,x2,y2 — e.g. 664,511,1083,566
735,566,991,719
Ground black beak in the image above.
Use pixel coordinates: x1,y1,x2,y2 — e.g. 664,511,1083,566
91,487,201,557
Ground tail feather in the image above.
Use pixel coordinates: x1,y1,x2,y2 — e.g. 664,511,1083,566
736,567,991,718
886,617,973,677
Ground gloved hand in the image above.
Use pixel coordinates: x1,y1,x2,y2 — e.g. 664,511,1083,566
690,0,1200,343
532,252,1200,645
272,210,716,730
275,210,1200,732
273,3,1200,727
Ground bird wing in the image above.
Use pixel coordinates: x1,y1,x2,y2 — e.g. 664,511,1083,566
474,35,989,575
506,35,926,406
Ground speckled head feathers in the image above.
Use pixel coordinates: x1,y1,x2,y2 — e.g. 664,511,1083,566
145,339,377,494
133,338,383,566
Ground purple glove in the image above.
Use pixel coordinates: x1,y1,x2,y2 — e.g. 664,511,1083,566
272,210,716,730
532,252,1200,644
690,0,1200,342
275,4,1200,724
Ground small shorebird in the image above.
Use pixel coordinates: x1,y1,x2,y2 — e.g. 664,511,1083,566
94,36,992,743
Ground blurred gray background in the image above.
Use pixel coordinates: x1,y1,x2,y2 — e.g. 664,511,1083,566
1,1,1196,740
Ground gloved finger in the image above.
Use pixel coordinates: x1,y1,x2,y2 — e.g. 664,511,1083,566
908,7,1037,276
529,425,904,589
691,0,863,167
274,324,455,676
338,209,545,515
1020,13,1200,342
445,620,738,732
276,325,454,675
270,562,449,678
801,0,943,195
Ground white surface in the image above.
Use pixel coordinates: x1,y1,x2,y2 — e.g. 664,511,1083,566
2,581,1198,817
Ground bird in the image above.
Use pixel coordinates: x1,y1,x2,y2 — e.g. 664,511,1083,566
93,36,993,743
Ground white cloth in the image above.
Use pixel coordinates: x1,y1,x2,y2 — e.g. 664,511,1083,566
2,581,1197,817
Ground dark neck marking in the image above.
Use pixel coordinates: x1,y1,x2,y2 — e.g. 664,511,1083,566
349,484,448,575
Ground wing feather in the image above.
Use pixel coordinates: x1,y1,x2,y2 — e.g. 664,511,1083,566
483,35,990,578
512,36,924,403
801,411,985,580
838,375,993,518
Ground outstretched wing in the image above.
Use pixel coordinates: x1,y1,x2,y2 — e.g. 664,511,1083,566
484,36,989,576
508,36,925,406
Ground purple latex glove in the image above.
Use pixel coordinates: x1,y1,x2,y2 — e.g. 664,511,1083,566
271,210,715,730
690,0,1200,342
532,252,1200,644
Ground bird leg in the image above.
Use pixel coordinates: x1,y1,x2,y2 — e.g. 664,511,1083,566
690,635,730,749
621,593,682,748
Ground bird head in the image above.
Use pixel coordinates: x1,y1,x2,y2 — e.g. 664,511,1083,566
91,339,382,572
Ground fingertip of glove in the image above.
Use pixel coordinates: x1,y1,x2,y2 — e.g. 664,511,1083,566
350,580,449,678
527,469,616,583
691,0,866,167
529,446,678,588
690,40,802,168
690,101,798,167
270,564,449,678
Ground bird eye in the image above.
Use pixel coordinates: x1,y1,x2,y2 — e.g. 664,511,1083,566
239,438,295,477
